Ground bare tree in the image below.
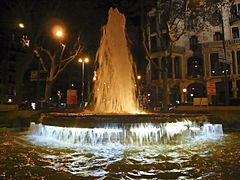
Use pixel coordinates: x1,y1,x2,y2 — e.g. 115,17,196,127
2,0,62,104
34,36,83,102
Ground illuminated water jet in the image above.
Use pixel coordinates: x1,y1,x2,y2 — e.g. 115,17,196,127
92,8,138,114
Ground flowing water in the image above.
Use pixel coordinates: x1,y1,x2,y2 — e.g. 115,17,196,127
92,8,138,113
1,121,240,179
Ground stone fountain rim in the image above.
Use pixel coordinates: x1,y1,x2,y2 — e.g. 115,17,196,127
36,112,211,128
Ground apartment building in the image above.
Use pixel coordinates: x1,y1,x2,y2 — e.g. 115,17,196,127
0,26,28,104
146,0,240,106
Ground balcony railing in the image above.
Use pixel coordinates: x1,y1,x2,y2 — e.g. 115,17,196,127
201,39,240,48
229,14,240,24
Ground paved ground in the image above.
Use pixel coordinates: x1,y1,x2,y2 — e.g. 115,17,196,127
175,105,240,112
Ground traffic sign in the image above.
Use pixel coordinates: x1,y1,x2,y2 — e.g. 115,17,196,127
207,82,216,95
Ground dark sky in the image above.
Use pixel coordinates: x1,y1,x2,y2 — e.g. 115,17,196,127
0,0,150,76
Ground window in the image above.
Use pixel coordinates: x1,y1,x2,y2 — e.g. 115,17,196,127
8,75,15,84
8,87,14,95
231,4,238,19
150,35,158,52
213,32,223,41
210,53,230,75
151,58,159,80
189,36,198,50
187,56,203,78
188,18,197,30
149,15,157,33
174,57,181,79
231,4,240,19
232,51,236,74
160,33,169,50
210,53,219,76
232,27,239,39
237,50,240,74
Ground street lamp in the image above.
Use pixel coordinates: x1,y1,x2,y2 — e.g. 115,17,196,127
55,30,63,38
52,25,65,46
52,25,64,37
183,88,187,103
78,57,89,105
18,23,25,29
52,25,66,64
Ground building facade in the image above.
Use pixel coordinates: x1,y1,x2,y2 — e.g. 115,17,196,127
145,0,240,107
0,26,28,104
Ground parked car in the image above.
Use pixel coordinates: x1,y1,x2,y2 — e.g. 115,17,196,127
19,100,33,110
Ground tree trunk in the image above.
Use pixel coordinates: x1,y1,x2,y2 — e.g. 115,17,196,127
162,52,169,112
44,80,53,102
162,72,169,112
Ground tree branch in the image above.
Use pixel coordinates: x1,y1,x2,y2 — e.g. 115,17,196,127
38,47,55,63
34,49,48,72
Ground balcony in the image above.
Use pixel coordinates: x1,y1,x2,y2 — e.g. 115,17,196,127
229,13,240,25
201,39,240,49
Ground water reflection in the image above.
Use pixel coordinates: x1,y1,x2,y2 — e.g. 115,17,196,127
0,123,240,179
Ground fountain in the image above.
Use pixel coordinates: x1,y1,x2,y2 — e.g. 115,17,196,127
11,8,233,179
28,121,223,147
92,8,138,114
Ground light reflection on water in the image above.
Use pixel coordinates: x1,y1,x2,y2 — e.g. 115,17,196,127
0,122,240,179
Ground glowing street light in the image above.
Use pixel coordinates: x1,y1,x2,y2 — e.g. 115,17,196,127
52,25,65,40
137,75,141,80
78,57,89,105
182,88,187,93
18,23,25,29
55,30,63,38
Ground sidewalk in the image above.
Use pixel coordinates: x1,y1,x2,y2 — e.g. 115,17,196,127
176,105,240,112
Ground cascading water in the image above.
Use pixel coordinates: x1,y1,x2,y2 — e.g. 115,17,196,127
92,8,138,113
27,121,223,147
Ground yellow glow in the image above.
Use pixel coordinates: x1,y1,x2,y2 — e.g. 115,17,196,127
137,75,141,80
18,23,24,28
52,25,65,39
78,58,83,63
84,57,89,63
183,88,187,93
56,30,63,38
78,57,89,63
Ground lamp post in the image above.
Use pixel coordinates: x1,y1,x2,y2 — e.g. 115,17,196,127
78,57,89,106
219,7,230,106
137,75,142,109
183,88,187,103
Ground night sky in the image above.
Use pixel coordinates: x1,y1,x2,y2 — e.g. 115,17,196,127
0,0,154,100
0,0,149,74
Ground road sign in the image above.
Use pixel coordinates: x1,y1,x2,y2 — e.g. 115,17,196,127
207,82,216,95
67,89,78,105
30,70,47,81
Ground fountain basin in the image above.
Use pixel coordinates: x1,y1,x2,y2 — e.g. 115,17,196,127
37,112,210,128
